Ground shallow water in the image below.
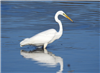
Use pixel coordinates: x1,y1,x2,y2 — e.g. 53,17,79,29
1,1,100,73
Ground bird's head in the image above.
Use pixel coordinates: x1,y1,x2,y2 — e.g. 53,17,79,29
57,10,73,22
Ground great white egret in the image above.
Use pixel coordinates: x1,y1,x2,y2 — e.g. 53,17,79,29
20,49,63,73
20,10,73,53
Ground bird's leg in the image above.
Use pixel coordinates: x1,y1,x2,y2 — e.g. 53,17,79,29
43,43,48,54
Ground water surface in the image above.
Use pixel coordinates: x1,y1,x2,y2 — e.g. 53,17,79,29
1,1,100,73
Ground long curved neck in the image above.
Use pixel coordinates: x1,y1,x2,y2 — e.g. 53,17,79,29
55,13,63,39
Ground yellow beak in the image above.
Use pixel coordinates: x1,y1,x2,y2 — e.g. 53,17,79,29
64,13,73,22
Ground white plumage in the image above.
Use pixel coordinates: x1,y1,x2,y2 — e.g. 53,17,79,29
20,10,73,53
20,29,57,46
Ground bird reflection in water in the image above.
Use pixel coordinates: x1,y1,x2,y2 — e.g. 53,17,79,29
20,48,63,73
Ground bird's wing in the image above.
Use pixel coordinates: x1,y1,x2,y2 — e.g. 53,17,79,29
29,29,57,45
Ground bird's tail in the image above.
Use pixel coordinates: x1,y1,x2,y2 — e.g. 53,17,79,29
20,38,30,47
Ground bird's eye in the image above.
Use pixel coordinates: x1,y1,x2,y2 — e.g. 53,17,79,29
63,13,65,15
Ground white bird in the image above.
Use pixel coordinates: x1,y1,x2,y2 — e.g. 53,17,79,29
20,10,73,53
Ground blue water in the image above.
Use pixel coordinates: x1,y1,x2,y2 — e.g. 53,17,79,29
1,1,100,73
